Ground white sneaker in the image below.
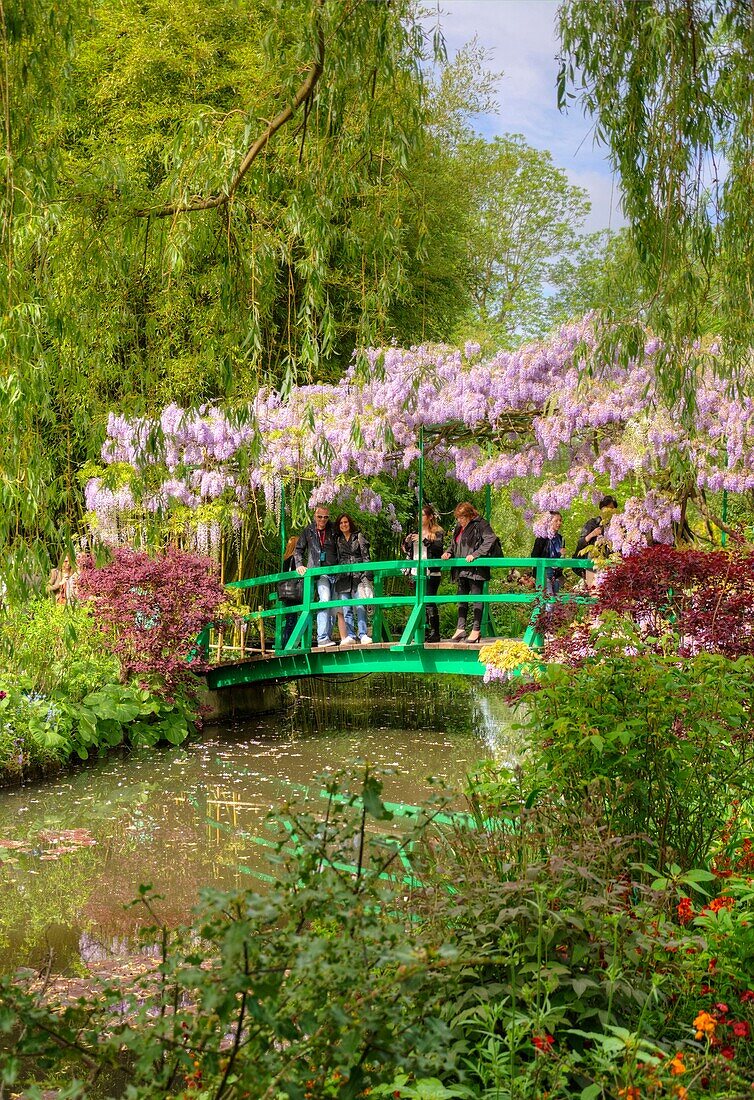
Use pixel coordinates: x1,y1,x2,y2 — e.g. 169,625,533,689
340,636,356,647
318,638,337,648
359,634,373,645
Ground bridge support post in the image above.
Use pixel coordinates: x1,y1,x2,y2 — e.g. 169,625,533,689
522,558,546,649
481,483,495,639
415,425,426,646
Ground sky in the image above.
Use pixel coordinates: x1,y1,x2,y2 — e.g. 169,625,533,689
430,0,625,235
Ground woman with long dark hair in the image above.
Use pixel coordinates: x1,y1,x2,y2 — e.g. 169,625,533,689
402,504,444,643
335,513,372,646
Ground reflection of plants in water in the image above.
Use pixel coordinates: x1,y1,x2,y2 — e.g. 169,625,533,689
288,674,480,735
0,780,160,968
0,844,100,965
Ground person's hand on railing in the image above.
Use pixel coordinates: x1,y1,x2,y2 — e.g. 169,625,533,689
441,552,451,560
465,554,475,562
296,565,307,576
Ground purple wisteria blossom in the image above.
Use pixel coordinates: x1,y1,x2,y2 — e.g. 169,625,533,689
85,321,748,555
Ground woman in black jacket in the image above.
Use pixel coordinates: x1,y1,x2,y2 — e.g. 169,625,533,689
335,513,372,645
442,502,499,643
402,504,444,642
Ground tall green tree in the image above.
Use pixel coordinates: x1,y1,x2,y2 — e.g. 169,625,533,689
0,0,482,581
454,134,590,344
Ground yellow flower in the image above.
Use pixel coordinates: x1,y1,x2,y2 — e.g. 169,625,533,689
479,638,538,673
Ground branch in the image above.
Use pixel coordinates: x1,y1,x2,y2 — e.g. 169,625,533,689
137,4,325,220
690,486,739,537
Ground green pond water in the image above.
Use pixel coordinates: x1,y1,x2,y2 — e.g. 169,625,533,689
0,676,521,974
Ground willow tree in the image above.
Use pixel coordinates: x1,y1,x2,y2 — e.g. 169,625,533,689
0,0,477,585
558,0,754,400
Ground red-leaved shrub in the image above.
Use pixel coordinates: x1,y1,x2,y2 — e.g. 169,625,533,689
541,547,754,663
77,547,225,689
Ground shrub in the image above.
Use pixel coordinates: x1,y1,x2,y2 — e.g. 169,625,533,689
540,546,754,663
77,547,225,691
6,771,754,1098
0,598,119,699
519,635,754,869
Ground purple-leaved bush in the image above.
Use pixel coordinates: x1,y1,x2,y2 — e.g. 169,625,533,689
77,548,225,691
541,546,754,663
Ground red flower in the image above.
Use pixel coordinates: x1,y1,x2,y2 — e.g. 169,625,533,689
707,896,735,914
532,1034,555,1051
720,1045,735,1060
731,1020,750,1039
677,897,693,924
740,990,754,1003
715,1002,730,1015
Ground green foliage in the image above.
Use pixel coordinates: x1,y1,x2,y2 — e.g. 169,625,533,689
0,598,119,699
0,598,197,779
0,676,196,777
559,0,754,401
450,134,590,344
521,618,754,869
5,768,754,1097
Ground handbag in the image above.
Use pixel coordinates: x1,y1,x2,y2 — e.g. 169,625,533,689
356,576,374,600
277,576,303,602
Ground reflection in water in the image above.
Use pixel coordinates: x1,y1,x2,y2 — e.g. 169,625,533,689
0,676,520,973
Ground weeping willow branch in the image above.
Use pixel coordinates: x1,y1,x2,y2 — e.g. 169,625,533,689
690,485,738,537
136,1,326,220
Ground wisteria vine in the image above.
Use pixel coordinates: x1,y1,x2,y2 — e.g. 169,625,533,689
85,320,752,557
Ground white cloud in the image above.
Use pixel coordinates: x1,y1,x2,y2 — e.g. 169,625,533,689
430,0,626,233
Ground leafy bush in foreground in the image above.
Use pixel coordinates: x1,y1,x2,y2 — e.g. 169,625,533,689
519,628,754,869
3,770,754,1098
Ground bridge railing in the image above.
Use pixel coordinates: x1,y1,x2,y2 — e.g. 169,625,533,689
197,556,594,665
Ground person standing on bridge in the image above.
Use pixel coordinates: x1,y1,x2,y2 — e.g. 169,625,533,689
294,504,340,648
335,513,373,646
531,511,566,597
442,502,500,644
402,504,444,643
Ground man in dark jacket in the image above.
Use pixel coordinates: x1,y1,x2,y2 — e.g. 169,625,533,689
575,495,618,591
531,511,565,596
294,504,339,647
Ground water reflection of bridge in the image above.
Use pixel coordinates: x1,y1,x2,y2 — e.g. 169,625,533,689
200,557,592,691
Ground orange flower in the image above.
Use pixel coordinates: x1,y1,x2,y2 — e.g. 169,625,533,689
617,1088,640,1100
669,1053,686,1075
694,1010,718,1040
707,895,735,913
675,1087,688,1100
677,896,693,924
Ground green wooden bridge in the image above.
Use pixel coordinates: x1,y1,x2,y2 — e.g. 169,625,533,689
198,555,592,691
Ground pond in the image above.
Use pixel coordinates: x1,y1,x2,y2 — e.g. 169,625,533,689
0,676,521,974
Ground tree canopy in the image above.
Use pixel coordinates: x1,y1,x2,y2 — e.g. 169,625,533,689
5,0,682,585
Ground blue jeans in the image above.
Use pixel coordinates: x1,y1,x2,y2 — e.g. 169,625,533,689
545,569,561,597
344,603,368,639
316,575,335,643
